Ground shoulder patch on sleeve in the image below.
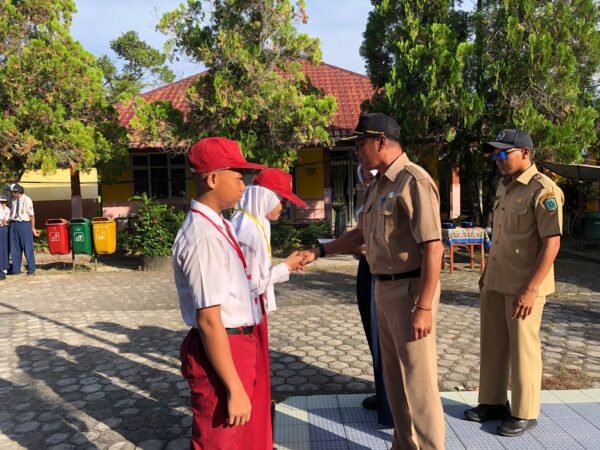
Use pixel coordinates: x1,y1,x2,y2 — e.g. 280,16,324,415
539,192,558,211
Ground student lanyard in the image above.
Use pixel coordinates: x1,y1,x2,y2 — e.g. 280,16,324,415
190,208,250,277
236,209,271,261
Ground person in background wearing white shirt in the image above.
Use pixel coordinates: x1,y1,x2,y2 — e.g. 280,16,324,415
0,195,10,280
230,168,306,445
173,137,270,450
9,184,39,276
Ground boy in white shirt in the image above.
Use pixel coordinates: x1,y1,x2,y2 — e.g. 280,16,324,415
173,137,269,449
0,196,9,280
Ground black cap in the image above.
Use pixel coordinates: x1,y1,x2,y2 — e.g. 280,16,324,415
340,113,402,143
11,183,24,194
483,129,534,153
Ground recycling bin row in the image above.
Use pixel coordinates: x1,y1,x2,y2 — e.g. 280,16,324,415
45,217,117,255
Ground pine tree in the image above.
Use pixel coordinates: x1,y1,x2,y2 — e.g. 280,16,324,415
0,0,127,181
129,0,337,169
361,0,600,220
98,31,175,103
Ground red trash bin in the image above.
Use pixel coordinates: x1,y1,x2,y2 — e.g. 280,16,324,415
45,219,70,255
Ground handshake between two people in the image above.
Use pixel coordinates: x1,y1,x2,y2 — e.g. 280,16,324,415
283,248,321,273
284,228,366,272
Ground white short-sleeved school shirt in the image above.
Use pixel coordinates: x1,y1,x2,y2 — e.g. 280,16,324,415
173,200,263,329
10,194,34,221
0,205,10,224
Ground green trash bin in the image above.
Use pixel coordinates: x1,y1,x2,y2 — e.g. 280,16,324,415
70,218,92,254
583,212,600,240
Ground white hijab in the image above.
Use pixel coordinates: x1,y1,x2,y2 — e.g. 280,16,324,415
232,185,281,246
231,185,282,311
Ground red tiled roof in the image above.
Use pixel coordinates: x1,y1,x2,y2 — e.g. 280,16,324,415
118,61,373,148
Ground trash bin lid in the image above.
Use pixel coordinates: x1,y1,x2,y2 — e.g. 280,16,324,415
45,218,69,225
70,218,91,224
92,217,115,223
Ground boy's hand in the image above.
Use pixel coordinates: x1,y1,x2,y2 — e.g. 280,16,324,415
227,385,252,426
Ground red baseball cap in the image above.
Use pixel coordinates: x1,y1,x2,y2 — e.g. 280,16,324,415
188,137,265,173
253,168,307,208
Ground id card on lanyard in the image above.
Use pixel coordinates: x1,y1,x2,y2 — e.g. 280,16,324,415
191,208,261,323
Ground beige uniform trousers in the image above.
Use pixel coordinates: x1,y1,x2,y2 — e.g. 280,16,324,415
478,289,546,419
375,277,445,450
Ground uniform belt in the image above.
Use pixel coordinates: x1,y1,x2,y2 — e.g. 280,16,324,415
225,325,254,335
375,267,421,281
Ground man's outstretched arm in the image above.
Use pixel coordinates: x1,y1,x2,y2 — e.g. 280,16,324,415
300,228,365,264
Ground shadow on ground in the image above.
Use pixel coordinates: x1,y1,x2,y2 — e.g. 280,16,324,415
1,319,378,448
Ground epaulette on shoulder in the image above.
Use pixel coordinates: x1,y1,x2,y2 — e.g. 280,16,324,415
532,172,555,190
404,163,431,181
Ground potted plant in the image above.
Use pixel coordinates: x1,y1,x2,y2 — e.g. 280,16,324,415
125,194,185,271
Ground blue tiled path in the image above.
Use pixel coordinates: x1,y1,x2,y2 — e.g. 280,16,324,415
274,390,600,450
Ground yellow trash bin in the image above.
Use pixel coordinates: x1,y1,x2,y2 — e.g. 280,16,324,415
92,217,117,254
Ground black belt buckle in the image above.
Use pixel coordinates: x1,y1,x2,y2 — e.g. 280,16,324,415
225,325,254,335
376,267,421,281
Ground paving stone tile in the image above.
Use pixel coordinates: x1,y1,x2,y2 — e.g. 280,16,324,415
1,257,599,448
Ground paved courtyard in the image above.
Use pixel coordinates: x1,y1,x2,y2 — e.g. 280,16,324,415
0,253,598,448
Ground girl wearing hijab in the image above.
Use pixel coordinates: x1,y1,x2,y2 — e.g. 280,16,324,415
230,168,306,450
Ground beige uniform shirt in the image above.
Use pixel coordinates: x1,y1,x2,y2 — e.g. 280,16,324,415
483,164,563,296
360,153,441,274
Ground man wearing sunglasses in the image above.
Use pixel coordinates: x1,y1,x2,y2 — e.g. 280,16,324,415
464,129,564,437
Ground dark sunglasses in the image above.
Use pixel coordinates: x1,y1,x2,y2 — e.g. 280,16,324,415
491,148,521,161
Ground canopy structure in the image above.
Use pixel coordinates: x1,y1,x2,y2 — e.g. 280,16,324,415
540,161,600,182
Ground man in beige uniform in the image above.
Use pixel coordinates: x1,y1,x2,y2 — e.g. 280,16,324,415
302,113,445,450
464,129,563,437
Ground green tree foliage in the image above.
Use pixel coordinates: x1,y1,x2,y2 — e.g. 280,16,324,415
361,0,600,220
98,31,175,102
129,0,337,170
482,0,600,163
0,0,127,180
361,0,483,145
362,0,600,162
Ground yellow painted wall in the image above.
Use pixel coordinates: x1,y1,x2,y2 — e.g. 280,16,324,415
296,148,324,199
187,174,196,199
19,169,98,201
101,157,134,202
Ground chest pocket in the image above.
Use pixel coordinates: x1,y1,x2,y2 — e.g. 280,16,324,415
376,195,397,235
506,201,530,233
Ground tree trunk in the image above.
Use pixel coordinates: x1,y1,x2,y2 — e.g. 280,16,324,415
70,163,83,219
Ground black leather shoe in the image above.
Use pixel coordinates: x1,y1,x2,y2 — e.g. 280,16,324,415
497,417,537,437
464,402,511,422
0,273,5,281
362,395,377,410
27,271,35,276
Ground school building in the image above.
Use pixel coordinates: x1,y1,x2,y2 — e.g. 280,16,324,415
102,61,466,233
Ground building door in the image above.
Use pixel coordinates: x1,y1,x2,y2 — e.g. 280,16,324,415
330,149,359,235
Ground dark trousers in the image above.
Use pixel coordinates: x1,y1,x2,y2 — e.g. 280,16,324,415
356,256,394,426
0,226,8,271
9,221,35,273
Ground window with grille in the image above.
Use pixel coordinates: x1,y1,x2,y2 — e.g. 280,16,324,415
132,154,187,199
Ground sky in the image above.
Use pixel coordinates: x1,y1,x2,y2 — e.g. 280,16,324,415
71,0,374,81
